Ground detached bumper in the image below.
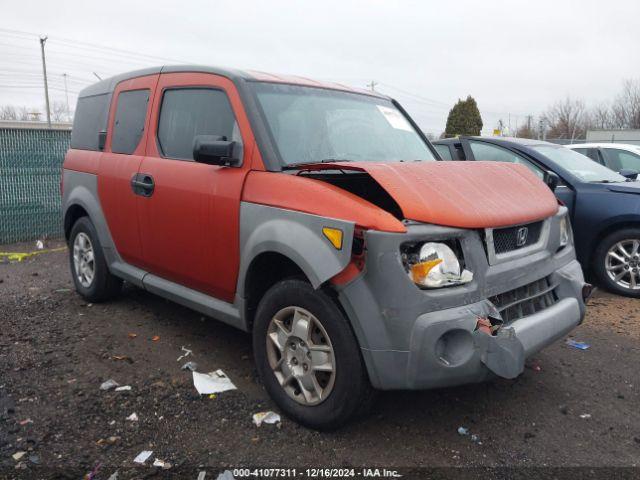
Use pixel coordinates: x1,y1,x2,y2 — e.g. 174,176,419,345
336,218,587,390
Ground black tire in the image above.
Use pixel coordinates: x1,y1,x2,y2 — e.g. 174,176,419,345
253,279,372,430
68,216,122,302
593,228,640,298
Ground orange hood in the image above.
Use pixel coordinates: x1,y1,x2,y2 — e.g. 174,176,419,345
297,161,559,229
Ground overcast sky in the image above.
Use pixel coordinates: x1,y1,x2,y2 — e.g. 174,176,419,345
1,0,638,135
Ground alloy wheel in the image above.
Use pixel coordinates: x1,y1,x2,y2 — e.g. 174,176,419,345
265,306,336,406
73,232,95,288
605,239,640,290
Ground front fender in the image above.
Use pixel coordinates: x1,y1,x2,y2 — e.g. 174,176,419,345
237,202,354,296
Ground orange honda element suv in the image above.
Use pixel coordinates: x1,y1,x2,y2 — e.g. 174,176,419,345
62,65,589,429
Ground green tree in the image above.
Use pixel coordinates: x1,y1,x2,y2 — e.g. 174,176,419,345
444,95,483,137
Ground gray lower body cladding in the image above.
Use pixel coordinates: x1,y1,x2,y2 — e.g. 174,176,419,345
336,211,586,390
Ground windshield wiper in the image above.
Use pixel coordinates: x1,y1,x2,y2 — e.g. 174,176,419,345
282,159,354,170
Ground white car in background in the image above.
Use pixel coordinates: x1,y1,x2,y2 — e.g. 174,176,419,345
567,143,640,177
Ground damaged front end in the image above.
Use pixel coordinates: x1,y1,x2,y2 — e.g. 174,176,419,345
334,211,588,391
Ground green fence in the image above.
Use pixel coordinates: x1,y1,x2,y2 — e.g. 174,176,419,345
0,128,71,244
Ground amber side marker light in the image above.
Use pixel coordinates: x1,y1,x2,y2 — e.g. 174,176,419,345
322,227,343,250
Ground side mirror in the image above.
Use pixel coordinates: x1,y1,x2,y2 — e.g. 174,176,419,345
618,169,638,180
543,171,560,192
193,135,241,166
98,130,107,151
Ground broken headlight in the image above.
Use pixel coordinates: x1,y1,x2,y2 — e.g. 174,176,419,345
401,241,473,289
559,215,571,248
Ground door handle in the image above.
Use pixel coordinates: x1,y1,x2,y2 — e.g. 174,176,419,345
131,173,155,197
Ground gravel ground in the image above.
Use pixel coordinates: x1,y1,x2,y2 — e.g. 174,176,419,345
1,240,639,478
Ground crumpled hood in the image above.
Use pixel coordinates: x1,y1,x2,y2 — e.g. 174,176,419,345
299,161,559,228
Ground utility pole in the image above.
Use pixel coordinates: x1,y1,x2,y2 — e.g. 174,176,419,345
62,73,70,121
39,36,51,128
366,80,378,92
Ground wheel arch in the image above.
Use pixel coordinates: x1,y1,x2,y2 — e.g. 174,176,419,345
241,251,307,331
590,218,640,260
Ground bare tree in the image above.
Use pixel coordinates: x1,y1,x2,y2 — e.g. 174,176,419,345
51,101,69,122
587,102,613,130
17,106,30,121
544,97,587,140
0,105,18,121
611,79,640,129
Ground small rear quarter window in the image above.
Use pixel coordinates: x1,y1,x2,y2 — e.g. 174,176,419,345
70,93,111,151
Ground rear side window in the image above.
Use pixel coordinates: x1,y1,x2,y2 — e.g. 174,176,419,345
603,148,640,171
70,93,110,150
468,140,544,178
111,89,150,154
157,88,241,160
434,144,452,160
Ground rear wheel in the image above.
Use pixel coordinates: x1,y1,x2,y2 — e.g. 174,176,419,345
253,279,372,430
68,217,122,302
593,228,640,298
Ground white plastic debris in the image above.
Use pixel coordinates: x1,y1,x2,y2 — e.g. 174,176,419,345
115,385,132,392
457,426,469,436
100,379,119,391
181,361,198,372
197,472,207,480
176,346,192,362
133,450,153,464
193,369,237,395
35,240,45,250
252,411,281,426
12,451,26,461
107,472,118,480
153,458,172,469
217,471,235,480
580,413,592,419
126,413,139,422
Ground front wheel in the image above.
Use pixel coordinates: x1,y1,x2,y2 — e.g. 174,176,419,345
252,279,372,430
593,228,640,298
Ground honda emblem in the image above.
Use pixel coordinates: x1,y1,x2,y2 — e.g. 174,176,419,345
516,227,528,247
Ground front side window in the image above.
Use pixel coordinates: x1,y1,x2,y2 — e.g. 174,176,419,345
530,145,626,183
468,140,544,178
157,88,241,160
251,83,436,166
573,147,602,164
434,144,452,160
111,89,149,154
603,148,640,172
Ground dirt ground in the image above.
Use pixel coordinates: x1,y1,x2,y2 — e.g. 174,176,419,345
1,240,639,479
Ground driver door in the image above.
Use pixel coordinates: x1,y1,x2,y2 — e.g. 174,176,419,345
136,72,255,302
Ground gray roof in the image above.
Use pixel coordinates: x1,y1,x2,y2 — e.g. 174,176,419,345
78,64,386,99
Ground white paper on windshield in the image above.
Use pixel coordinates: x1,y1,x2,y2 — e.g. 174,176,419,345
377,105,413,132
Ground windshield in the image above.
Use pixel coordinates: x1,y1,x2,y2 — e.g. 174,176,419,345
251,83,436,166
531,145,627,183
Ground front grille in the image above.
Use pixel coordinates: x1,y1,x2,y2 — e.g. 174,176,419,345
493,221,543,254
490,276,558,323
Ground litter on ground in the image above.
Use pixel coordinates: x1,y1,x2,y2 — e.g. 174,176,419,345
115,385,132,392
566,339,590,350
457,426,469,436
133,450,153,464
100,379,119,391
152,335,160,342
253,411,281,426
580,413,592,419
182,361,198,372
197,472,206,480
126,413,139,422
193,369,237,395
12,451,26,461
153,458,172,469
176,346,192,362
